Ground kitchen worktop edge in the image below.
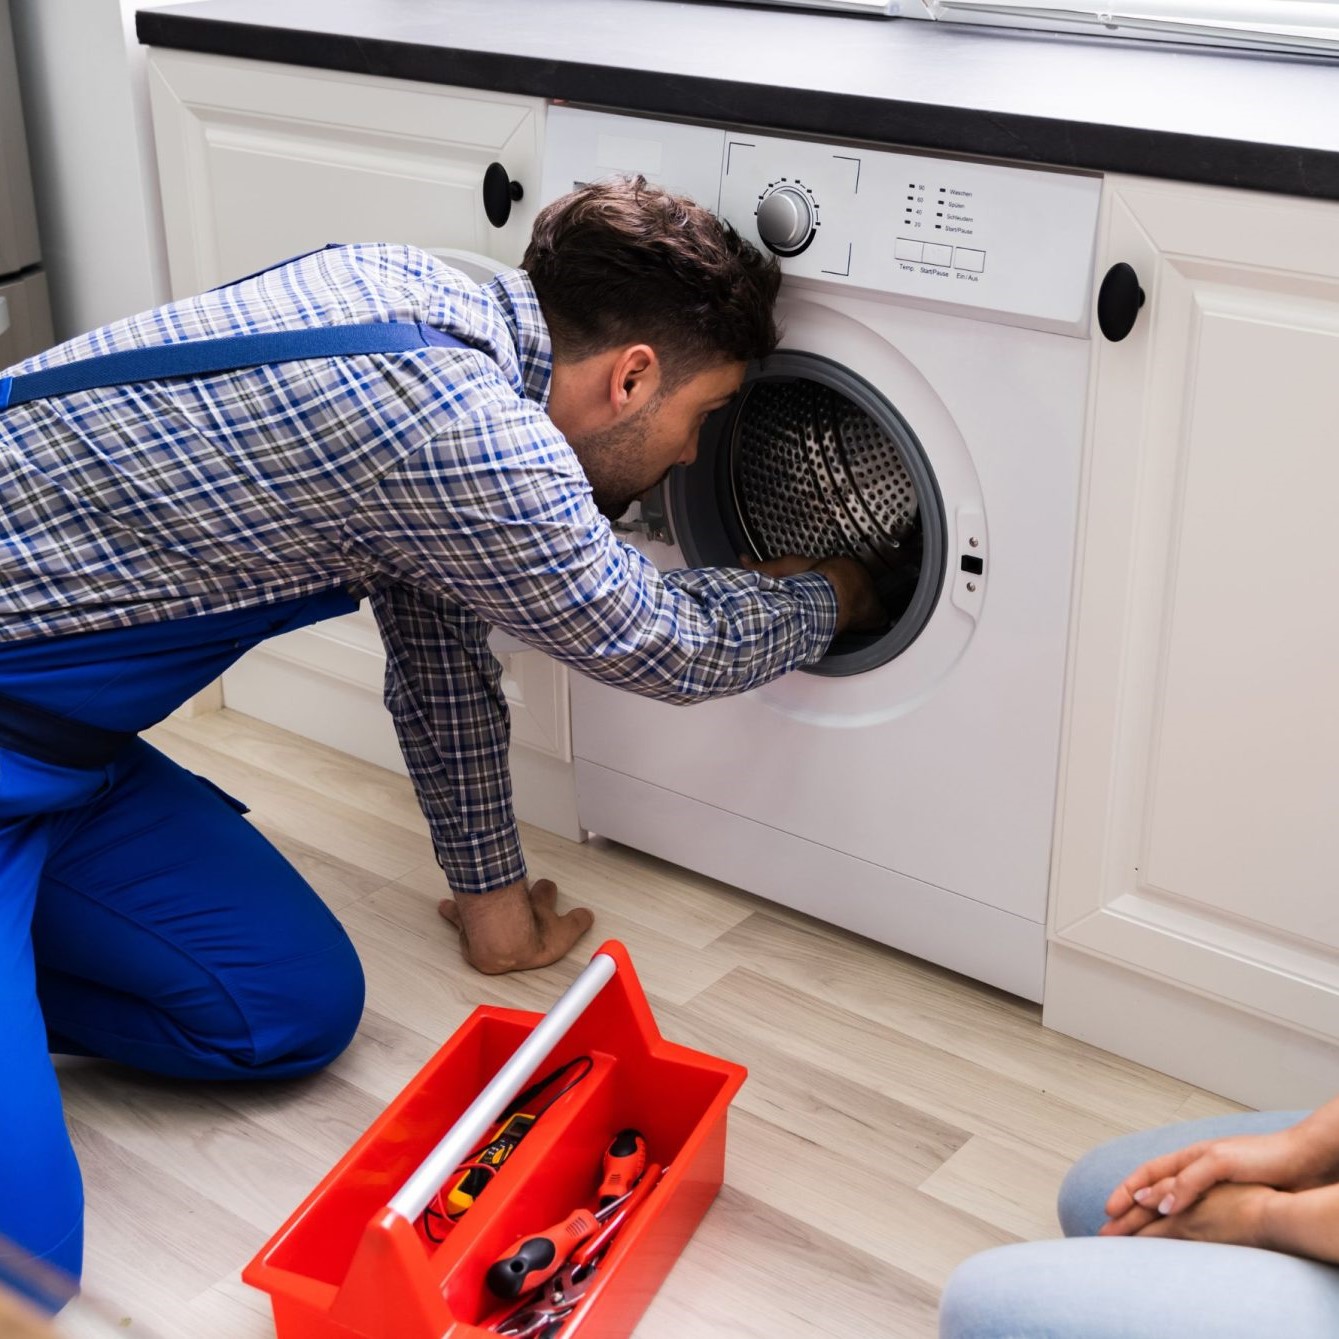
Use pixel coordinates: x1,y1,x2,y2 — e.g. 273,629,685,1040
135,1,1339,202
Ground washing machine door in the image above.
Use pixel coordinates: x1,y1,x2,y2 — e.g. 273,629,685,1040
670,351,948,677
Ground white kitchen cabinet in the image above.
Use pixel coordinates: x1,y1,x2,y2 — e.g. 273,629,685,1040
146,48,543,284
1045,175,1339,1108
145,50,580,842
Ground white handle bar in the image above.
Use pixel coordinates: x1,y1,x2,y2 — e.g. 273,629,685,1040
388,952,618,1222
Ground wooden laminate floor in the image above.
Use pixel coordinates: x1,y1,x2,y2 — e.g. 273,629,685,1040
60,709,1243,1337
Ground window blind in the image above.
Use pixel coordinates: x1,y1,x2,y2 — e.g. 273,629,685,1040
927,0,1339,55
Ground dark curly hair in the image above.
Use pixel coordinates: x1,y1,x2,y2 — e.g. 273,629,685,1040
522,175,781,387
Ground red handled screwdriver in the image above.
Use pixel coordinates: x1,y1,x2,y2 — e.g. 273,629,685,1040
597,1129,647,1208
574,1161,663,1268
485,1207,601,1300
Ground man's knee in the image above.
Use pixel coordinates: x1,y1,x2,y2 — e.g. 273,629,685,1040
292,933,367,1068
245,931,366,1075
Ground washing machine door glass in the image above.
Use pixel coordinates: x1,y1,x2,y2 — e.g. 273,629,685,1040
669,352,946,676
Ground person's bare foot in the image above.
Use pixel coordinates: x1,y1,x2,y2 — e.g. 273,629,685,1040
438,877,594,973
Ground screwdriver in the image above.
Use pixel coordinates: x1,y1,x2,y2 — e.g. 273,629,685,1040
573,1161,663,1269
486,1131,650,1300
597,1128,647,1208
485,1202,616,1300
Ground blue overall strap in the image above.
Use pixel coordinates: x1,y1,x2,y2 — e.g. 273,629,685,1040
0,322,469,410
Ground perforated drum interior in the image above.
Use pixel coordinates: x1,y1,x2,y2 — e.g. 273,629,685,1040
730,378,919,579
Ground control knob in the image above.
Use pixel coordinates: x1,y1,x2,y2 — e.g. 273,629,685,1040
756,185,816,257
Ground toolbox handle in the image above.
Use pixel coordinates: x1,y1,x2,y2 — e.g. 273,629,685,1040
388,951,618,1222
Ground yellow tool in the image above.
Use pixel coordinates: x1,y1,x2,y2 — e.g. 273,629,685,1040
445,1111,538,1216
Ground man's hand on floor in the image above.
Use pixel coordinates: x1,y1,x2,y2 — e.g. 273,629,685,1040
438,878,594,974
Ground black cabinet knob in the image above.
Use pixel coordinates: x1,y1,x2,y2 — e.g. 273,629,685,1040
483,162,524,229
1097,262,1146,342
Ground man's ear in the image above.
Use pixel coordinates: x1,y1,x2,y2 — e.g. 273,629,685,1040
608,344,660,413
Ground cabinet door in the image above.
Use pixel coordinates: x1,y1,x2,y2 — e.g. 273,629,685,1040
1050,176,1339,1052
146,49,543,292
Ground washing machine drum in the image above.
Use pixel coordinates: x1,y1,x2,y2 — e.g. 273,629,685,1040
668,352,946,677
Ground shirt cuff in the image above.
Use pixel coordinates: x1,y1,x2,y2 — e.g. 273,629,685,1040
436,824,528,895
784,568,842,658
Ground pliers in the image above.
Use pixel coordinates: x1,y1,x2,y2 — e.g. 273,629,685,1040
494,1307,571,1339
492,1161,664,1336
494,1260,597,1336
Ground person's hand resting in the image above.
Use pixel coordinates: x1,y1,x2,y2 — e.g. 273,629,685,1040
438,877,593,974
1119,1181,1279,1249
1103,1103,1339,1237
741,553,886,634
1107,1176,1339,1267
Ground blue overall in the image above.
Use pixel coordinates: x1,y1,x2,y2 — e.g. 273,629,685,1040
0,281,468,1286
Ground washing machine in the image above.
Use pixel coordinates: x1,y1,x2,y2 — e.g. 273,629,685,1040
539,107,1101,1001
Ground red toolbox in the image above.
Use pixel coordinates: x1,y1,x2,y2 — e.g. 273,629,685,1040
243,940,746,1338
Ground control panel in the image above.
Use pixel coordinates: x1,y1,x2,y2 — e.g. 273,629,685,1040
540,106,1102,333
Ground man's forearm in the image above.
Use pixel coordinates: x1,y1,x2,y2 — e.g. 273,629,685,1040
372,583,526,891
1262,1182,1339,1265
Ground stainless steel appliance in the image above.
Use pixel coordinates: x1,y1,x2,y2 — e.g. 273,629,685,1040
0,0,52,367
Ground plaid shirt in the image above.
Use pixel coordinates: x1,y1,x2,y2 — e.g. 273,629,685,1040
0,244,838,891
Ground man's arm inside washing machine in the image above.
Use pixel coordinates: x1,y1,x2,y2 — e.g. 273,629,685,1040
348,403,880,707
346,406,883,973
740,553,886,636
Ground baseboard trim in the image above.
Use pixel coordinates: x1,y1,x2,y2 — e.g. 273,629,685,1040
1043,943,1339,1108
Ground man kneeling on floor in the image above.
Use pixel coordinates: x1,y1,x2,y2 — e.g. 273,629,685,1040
0,177,884,1280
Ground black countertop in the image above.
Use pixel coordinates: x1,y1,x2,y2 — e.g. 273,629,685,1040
137,0,1339,201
